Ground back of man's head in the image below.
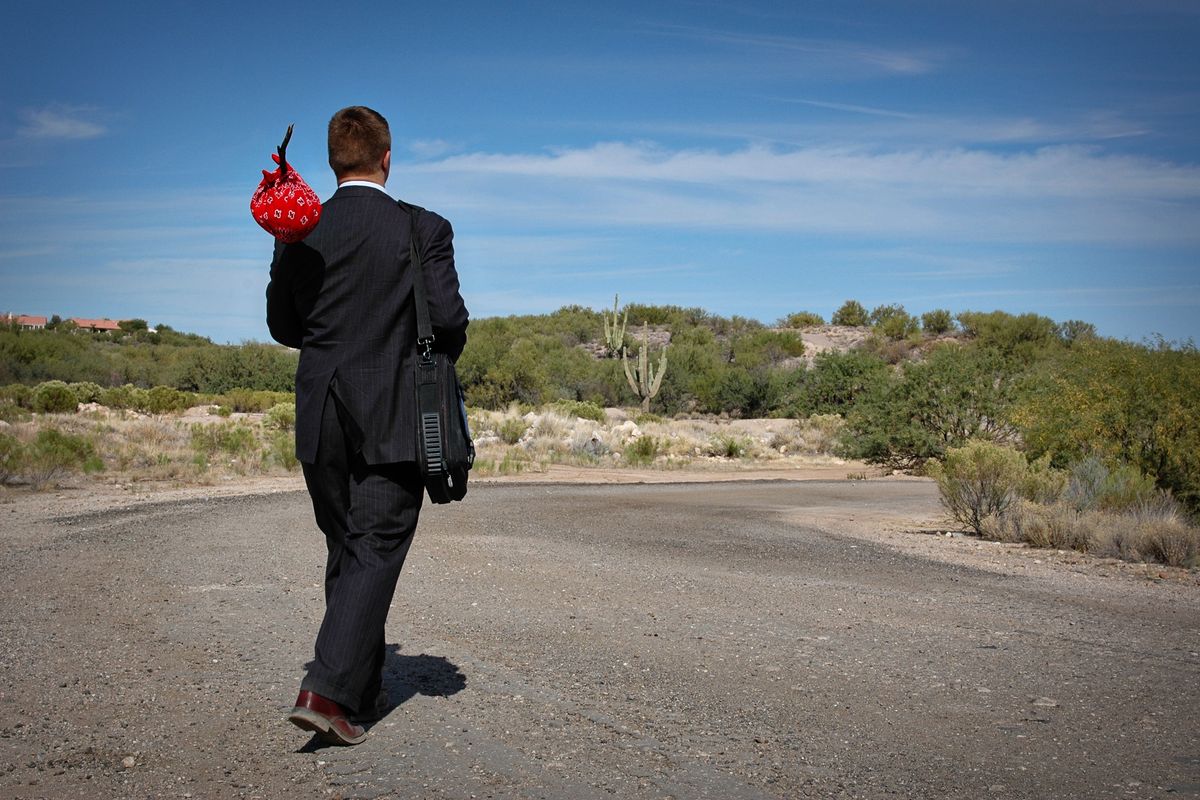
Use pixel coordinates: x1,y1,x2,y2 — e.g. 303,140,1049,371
328,106,391,179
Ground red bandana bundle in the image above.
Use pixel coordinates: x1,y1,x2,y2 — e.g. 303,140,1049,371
251,124,322,242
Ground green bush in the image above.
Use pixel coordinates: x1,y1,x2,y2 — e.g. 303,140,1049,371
33,381,78,414
143,386,192,414
831,300,869,327
779,311,825,328
0,433,21,484
190,422,260,465
69,381,104,404
870,304,920,340
497,416,528,445
99,384,143,410
792,350,888,417
708,433,750,459
220,388,293,413
1064,457,1161,513
0,401,31,423
956,310,1060,363
0,384,34,409
921,309,955,335
1015,339,1200,512
550,399,606,423
933,441,1027,535
625,435,658,466
265,402,297,431
840,344,1017,469
22,428,103,488
1018,454,1067,504
267,431,299,471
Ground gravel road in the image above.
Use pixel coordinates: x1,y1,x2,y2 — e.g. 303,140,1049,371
1,479,1198,799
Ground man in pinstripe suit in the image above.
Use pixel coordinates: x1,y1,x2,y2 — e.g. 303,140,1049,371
267,106,469,746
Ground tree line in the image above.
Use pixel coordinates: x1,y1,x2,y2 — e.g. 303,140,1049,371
3,301,1197,512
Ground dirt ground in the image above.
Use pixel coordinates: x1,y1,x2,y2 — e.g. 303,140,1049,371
1,472,1197,799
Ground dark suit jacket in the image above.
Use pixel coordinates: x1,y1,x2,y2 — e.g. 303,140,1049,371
266,185,469,464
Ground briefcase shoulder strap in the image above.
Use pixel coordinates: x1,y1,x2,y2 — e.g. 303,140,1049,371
396,200,434,355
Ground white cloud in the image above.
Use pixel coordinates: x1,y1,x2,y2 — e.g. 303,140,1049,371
645,25,947,76
404,140,1200,246
17,105,107,140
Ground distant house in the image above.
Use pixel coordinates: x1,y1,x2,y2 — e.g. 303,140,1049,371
3,313,48,330
69,317,123,333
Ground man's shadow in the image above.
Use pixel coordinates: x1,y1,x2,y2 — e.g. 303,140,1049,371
297,646,466,751
379,645,468,705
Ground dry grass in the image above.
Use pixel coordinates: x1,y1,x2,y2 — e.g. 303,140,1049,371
980,499,1199,568
468,406,847,471
4,403,853,490
0,405,302,489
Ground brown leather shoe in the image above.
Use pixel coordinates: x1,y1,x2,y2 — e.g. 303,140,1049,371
287,690,367,746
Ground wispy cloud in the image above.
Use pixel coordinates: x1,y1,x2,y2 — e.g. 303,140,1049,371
402,139,1200,247
779,98,921,119
407,139,460,159
17,105,107,140
644,24,948,75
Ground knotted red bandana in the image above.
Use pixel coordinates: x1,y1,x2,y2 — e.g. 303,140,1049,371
250,125,322,243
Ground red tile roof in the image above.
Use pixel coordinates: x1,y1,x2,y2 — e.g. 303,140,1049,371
69,317,123,332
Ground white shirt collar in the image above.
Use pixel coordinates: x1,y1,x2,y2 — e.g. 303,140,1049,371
338,180,390,196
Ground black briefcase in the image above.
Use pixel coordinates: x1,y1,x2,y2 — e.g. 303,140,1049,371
403,201,474,504
416,350,474,503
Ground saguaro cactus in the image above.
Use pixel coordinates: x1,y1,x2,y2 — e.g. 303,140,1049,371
602,293,627,357
623,324,668,413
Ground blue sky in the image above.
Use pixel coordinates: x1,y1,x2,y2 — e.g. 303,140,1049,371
2,0,1198,344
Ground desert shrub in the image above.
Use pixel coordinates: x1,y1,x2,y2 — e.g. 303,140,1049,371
1057,320,1097,345
831,300,870,327
210,405,233,417
0,433,21,484
33,381,78,414
921,309,955,335
221,388,293,413
1015,338,1200,512
793,350,889,417
265,402,297,431
1018,454,1067,504
0,384,34,409
174,342,297,394
634,411,665,425
22,428,103,488
267,431,299,471
497,416,528,445
933,440,1026,535
1064,457,1160,513
625,435,659,466
0,399,31,423
69,381,104,404
956,310,1061,364
840,344,1018,470
98,384,152,410
142,386,192,414
1075,509,1195,566
550,399,606,423
870,304,920,340
708,433,750,459
1136,519,1199,567
794,414,844,454
190,422,259,464
779,311,825,328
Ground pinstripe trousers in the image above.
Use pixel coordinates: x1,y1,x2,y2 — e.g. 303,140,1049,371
299,388,424,713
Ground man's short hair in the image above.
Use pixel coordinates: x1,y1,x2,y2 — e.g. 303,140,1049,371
327,106,391,178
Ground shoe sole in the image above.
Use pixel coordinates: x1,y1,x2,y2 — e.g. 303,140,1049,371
287,706,368,746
